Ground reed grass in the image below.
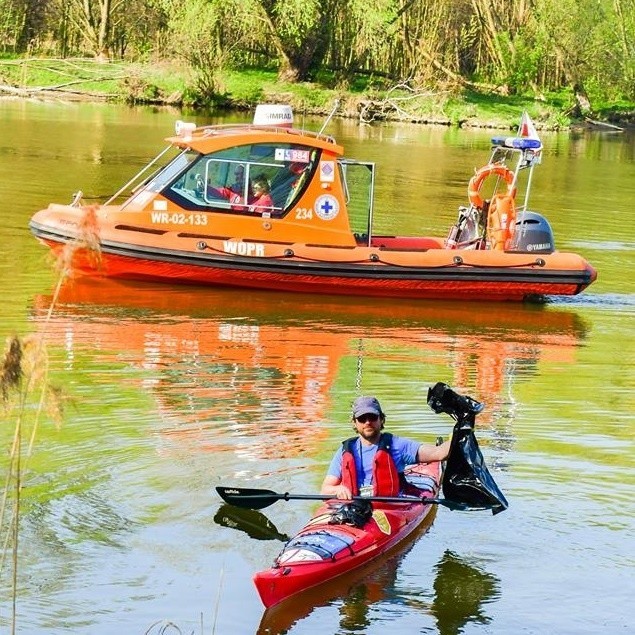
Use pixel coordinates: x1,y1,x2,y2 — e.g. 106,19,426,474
0,203,102,634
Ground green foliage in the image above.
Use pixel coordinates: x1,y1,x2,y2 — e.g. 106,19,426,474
504,34,542,96
0,57,129,94
223,67,338,111
160,0,228,102
269,0,322,47
0,0,632,118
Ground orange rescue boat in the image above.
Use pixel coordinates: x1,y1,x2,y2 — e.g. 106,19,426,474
29,106,596,302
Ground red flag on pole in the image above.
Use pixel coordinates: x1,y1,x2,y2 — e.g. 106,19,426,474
518,111,540,140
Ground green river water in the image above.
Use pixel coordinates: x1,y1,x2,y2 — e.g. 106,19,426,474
0,100,633,634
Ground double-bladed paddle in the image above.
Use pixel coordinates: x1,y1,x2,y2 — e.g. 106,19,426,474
216,486,492,512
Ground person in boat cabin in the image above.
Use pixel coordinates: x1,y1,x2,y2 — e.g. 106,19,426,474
227,163,245,195
248,174,274,212
269,161,309,209
205,163,246,206
272,161,305,190
320,396,451,500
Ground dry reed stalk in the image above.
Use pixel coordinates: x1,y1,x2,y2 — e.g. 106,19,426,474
0,203,103,633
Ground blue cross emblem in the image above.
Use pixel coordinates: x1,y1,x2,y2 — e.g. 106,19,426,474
320,199,334,216
314,194,340,220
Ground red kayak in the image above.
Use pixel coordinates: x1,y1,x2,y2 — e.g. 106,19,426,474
253,461,442,608
218,382,508,609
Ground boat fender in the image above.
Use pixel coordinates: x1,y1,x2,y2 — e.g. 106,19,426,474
468,164,516,210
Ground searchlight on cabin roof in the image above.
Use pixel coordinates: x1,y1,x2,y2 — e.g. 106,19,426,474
175,120,196,139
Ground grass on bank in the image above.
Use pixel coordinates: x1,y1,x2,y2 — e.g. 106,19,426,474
1,56,633,129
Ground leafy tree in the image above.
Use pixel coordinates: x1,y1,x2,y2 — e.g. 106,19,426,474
0,0,53,53
255,0,335,81
0,0,632,112
533,0,613,113
65,0,119,59
328,0,399,84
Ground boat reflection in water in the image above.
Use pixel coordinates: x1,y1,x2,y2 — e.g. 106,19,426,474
32,277,587,462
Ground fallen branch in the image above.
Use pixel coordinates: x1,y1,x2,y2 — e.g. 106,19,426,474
584,117,624,131
358,83,451,125
419,49,505,94
0,75,127,99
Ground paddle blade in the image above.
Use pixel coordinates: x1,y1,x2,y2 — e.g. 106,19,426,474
214,504,290,541
216,486,281,510
443,421,509,515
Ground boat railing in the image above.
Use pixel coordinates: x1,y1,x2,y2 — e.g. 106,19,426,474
104,144,183,207
488,140,542,217
446,137,544,250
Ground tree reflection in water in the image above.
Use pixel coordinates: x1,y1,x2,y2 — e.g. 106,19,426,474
432,550,500,635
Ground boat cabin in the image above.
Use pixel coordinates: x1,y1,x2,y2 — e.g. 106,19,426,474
106,110,388,249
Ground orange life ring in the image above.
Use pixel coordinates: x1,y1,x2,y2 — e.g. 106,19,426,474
467,164,516,210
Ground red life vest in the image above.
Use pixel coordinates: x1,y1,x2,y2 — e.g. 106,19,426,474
340,433,400,497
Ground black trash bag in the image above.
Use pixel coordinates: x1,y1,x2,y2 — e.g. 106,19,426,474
428,382,508,515
328,499,373,528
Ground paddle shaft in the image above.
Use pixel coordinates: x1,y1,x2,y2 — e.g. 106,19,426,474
216,486,473,511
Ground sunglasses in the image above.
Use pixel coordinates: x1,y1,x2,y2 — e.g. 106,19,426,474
356,414,379,423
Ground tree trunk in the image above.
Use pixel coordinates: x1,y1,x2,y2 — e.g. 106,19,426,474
572,82,592,117
258,0,332,82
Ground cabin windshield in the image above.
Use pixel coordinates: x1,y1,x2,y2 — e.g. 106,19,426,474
161,142,318,216
145,150,196,193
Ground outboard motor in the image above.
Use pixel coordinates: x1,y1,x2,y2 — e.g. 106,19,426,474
509,211,555,254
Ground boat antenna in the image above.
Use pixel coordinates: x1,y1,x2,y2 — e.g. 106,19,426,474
318,99,340,136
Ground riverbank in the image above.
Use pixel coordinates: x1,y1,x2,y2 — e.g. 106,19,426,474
1,57,633,131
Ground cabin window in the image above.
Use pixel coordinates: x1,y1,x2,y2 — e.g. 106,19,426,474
161,143,317,215
339,160,375,239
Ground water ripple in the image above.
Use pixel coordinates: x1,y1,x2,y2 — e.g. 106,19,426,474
547,292,635,310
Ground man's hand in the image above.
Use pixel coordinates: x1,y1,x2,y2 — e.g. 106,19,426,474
332,485,353,500
321,476,354,500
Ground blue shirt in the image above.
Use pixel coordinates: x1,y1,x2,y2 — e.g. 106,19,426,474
327,435,421,487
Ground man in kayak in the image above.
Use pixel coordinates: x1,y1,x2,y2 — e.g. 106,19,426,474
320,396,451,500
